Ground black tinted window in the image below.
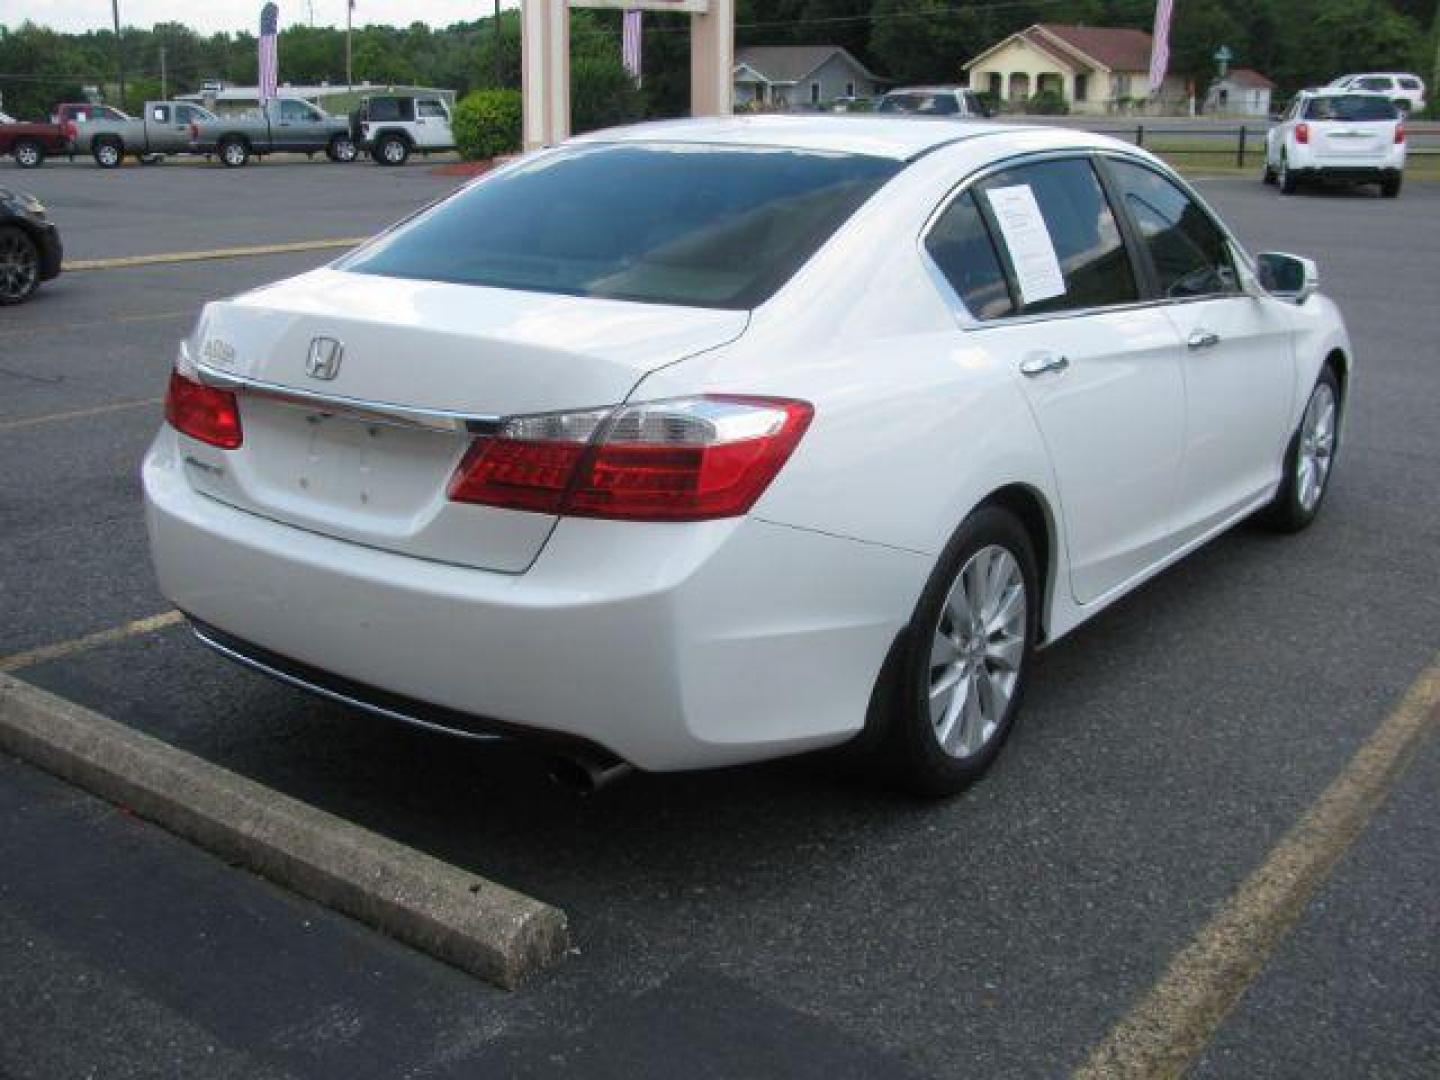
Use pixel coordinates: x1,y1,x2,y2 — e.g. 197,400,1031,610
345,144,901,310
925,191,1014,320
977,158,1137,314
366,97,408,121
1306,95,1397,121
880,93,959,115
1107,161,1237,298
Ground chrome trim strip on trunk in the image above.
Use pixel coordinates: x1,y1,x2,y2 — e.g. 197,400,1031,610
194,361,503,435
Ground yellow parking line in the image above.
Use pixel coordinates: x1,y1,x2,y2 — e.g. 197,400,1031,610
64,237,367,272
0,397,163,433
1074,654,1440,1079
0,611,185,675
0,311,191,341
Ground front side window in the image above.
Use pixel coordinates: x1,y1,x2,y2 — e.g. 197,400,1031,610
344,143,901,310
975,158,1137,315
1106,160,1237,298
925,190,1015,320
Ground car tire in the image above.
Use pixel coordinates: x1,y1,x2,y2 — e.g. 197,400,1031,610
326,134,358,163
1262,159,1276,185
13,139,45,169
92,138,123,169
219,138,250,168
1380,175,1402,198
0,224,41,306
377,134,409,166
1258,367,1341,534
870,505,1039,797
1278,154,1298,195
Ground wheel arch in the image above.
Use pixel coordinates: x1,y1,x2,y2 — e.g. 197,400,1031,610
977,483,1058,644
373,126,414,147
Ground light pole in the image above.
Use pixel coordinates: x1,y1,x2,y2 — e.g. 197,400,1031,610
494,1,503,87
110,0,125,106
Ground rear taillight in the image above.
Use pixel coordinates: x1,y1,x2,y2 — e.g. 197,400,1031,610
1295,122,1309,144
448,396,813,522
1395,123,1405,144
165,371,243,449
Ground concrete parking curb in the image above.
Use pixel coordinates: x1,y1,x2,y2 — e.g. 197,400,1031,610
0,672,568,990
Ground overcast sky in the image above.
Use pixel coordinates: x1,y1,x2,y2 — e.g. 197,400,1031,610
3,1,519,35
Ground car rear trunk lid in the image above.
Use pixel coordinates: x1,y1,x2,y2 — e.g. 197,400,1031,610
180,266,748,572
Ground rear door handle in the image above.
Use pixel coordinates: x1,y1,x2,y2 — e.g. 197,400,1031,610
1020,352,1070,377
1187,329,1221,350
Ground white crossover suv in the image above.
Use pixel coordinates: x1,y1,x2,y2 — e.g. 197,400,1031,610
145,117,1351,795
1326,72,1427,114
1265,90,1406,197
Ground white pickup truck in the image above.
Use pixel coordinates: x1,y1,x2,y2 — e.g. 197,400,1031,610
353,94,455,166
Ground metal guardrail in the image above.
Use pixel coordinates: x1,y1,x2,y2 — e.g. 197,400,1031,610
1078,124,1438,167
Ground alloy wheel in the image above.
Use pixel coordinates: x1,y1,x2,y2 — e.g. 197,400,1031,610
1296,381,1337,511
98,144,120,167
0,230,39,303
928,544,1027,759
16,143,40,167
384,139,406,163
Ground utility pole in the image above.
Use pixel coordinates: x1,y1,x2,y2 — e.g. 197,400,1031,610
347,1,354,90
111,0,125,106
494,0,503,87
159,45,167,100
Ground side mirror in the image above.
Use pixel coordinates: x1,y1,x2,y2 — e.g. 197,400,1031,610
1256,252,1319,305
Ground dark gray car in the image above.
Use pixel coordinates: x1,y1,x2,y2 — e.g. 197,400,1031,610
190,98,357,167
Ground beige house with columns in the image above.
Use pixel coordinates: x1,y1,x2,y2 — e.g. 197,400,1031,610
963,23,1187,115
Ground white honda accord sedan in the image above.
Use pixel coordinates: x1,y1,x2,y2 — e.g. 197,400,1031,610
144,117,1351,795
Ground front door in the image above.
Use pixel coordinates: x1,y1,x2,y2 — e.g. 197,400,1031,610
1101,159,1296,540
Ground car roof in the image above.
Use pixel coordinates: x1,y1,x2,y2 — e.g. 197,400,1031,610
571,115,1047,162
886,86,968,94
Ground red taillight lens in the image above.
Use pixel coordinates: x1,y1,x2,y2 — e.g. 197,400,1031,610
165,371,243,449
1395,123,1405,144
448,396,813,522
1295,122,1309,144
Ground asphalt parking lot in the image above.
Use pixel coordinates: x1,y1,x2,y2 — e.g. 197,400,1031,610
2,161,1437,1078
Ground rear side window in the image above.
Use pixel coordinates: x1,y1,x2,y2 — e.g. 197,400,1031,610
1355,77,1392,93
1106,161,1237,298
1308,95,1397,120
925,191,1015,320
344,144,901,310
1398,77,1421,90
418,100,447,118
975,158,1138,315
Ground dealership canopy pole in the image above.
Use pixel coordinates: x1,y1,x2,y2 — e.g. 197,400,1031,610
523,2,731,152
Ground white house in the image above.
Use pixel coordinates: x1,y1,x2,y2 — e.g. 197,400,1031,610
1203,68,1276,117
733,46,885,108
963,23,1187,115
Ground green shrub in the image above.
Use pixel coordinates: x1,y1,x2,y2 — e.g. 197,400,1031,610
1026,89,1070,116
572,55,645,135
975,91,1000,117
452,88,522,161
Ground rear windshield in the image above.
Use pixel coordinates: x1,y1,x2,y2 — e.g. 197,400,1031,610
343,143,901,309
879,93,959,115
1305,95,1397,121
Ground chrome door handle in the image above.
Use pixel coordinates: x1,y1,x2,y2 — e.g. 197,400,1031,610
1187,329,1221,350
1020,353,1070,377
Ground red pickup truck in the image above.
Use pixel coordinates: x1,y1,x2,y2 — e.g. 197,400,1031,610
0,111,74,168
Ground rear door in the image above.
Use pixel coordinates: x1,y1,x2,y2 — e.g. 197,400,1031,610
1102,158,1294,540
276,98,326,150
929,156,1188,604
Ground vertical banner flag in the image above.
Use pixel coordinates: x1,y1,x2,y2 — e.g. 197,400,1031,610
259,2,280,104
1148,0,1174,95
622,9,643,83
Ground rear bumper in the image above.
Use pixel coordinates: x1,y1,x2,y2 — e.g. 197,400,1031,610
143,427,929,771
1295,165,1402,183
